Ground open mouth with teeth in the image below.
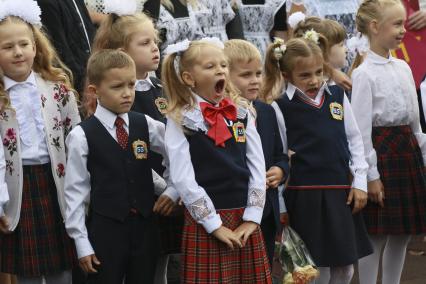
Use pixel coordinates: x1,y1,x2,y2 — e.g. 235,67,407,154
305,88,319,98
214,79,225,95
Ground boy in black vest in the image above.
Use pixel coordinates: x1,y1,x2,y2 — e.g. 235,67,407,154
64,50,178,284
224,39,289,266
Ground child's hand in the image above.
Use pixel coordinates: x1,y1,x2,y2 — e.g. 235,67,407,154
153,194,175,216
347,188,368,214
212,225,242,249
332,69,352,91
367,179,385,208
266,166,284,189
280,213,289,226
79,254,101,274
0,216,10,234
234,221,259,247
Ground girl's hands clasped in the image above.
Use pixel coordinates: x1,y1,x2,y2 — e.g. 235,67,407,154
212,226,242,249
234,221,259,247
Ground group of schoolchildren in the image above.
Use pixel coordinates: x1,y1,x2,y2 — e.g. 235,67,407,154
0,0,425,284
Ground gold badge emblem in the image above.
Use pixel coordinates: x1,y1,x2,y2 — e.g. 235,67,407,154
132,140,148,160
232,122,246,143
329,102,343,120
155,97,168,115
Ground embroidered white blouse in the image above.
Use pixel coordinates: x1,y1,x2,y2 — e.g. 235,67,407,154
0,144,8,217
273,82,368,191
351,50,426,181
64,104,175,259
165,95,266,234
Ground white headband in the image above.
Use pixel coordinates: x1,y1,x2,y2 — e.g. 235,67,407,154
104,0,137,16
164,39,191,55
0,0,42,26
288,11,306,29
199,37,224,49
346,33,370,55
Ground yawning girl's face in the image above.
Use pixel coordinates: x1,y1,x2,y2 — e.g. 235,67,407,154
184,45,229,104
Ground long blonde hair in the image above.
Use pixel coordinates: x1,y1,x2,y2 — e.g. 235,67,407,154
261,36,328,103
350,0,403,72
161,41,245,124
0,69,11,112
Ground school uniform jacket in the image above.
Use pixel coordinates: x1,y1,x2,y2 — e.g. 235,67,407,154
253,100,289,227
0,73,80,231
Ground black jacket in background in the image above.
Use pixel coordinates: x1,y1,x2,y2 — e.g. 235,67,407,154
37,0,96,93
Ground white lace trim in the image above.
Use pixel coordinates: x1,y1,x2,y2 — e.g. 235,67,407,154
247,188,266,208
188,197,212,221
182,106,208,133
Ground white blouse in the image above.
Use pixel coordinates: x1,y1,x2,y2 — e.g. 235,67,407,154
165,95,266,234
274,82,368,191
351,51,426,182
4,72,50,165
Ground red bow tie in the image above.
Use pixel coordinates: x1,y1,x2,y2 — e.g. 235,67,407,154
200,98,237,147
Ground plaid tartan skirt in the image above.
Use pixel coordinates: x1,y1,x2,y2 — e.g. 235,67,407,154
363,125,426,235
181,208,272,284
1,164,76,276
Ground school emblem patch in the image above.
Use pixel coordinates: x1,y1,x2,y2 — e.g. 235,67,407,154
155,97,168,115
232,122,246,143
132,140,148,160
329,102,343,120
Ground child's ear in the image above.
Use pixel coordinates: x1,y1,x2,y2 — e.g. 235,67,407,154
181,71,195,88
87,84,99,99
369,19,380,36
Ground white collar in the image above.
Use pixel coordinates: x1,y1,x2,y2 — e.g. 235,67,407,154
94,104,129,130
366,50,396,65
4,72,37,91
135,76,155,92
285,82,329,101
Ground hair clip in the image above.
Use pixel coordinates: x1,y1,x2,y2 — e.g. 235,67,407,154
199,37,225,49
288,11,306,29
346,32,369,55
303,29,320,44
104,0,137,16
0,0,41,26
272,38,286,60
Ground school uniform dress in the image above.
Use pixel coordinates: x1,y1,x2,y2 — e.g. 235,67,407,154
165,95,271,283
275,83,372,267
0,72,80,276
84,0,160,19
157,1,204,55
351,50,426,235
236,0,287,57
192,0,239,41
253,100,289,266
64,105,176,284
131,77,183,255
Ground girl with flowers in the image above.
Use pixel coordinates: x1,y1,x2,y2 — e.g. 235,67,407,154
0,0,80,283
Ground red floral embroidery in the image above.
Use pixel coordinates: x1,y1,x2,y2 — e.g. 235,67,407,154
3,128,17,156
53,84,70,107
56,163,65,177
5,160,14,175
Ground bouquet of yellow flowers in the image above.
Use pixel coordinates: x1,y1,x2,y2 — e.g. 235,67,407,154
279,226,319,284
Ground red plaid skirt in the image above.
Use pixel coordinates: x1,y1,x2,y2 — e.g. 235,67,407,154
363,126,426,235
181,208,271,284
1,164,76,276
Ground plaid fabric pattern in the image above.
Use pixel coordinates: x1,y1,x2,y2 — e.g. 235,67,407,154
181,208,272,284
158,214,184,254
364,126,426,234
1,164,76,276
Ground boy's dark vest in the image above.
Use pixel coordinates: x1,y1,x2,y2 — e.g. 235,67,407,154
80,112,154,221
132,77,166,175
276,86,351,187
185,115,250,209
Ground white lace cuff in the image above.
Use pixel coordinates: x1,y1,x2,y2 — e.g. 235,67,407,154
243,206,263,225
188,197,222,233
247,187,266,208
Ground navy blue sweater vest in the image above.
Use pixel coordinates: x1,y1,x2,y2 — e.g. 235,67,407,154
80,112,154,221
276,87,351,187
185,117,250,209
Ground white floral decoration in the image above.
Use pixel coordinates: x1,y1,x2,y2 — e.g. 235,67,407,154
104,0,137,16
288,11,306,29
164,39,191,55
199,37,225,49
0,0,42,26
346,33,370,55
303,29,320,44
273,38,287,60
